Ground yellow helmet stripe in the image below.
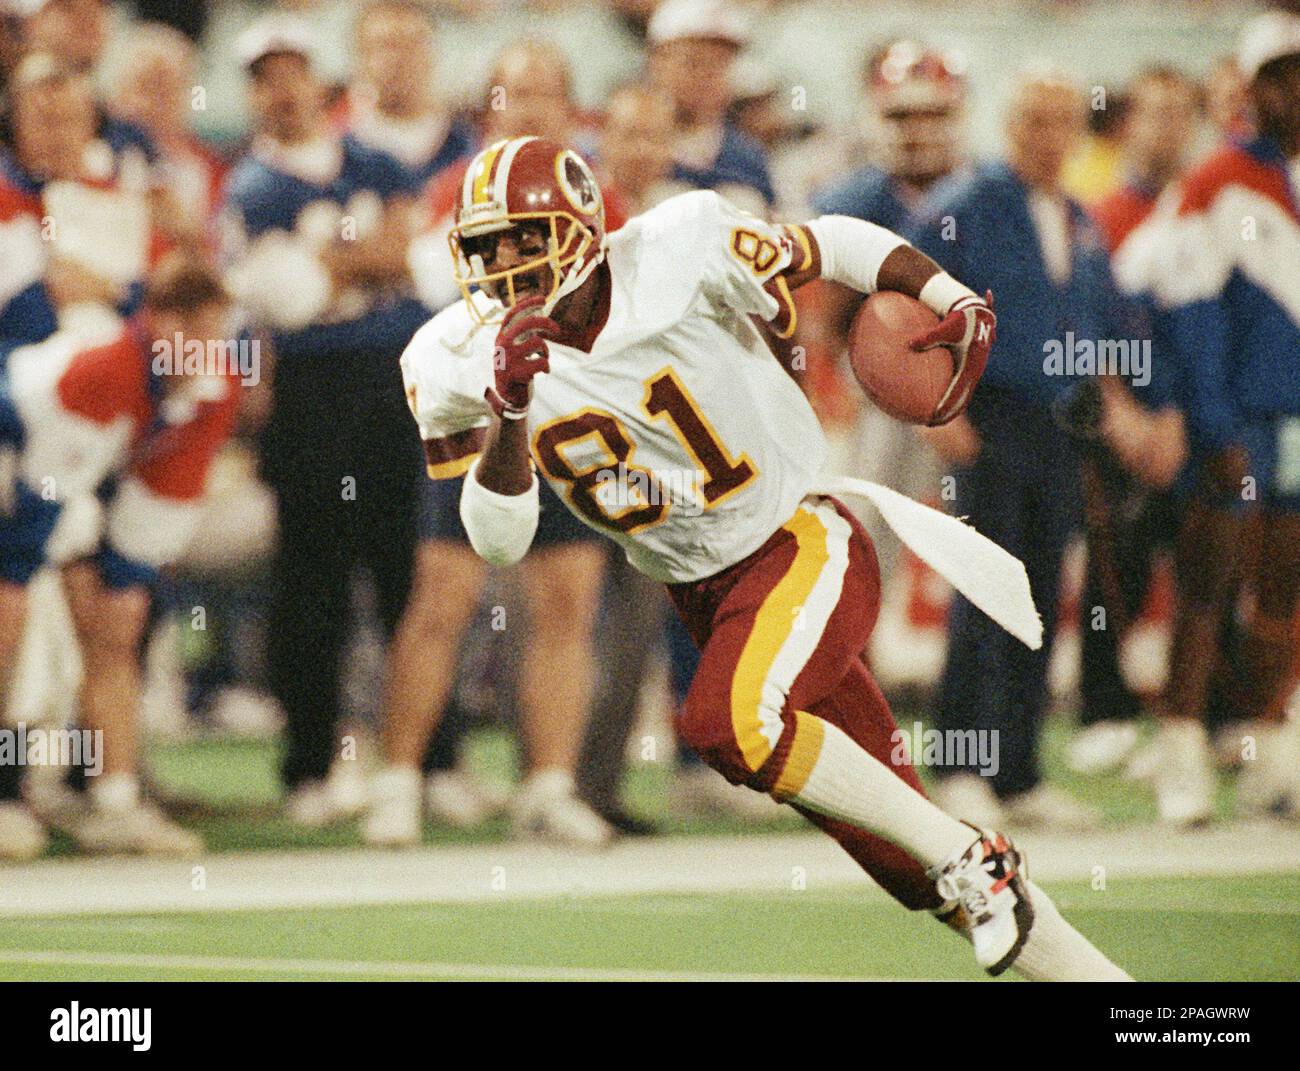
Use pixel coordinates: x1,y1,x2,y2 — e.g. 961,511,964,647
469,142,505,206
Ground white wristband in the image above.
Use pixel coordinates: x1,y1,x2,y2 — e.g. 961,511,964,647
459,459,540,567
917,272,978,318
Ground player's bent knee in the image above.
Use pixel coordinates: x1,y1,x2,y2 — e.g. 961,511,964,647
678,695,793,789
677,699,750,785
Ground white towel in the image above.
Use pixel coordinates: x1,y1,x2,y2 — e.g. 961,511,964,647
814,476,1044,650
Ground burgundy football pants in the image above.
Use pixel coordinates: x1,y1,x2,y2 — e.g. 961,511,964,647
669,496,940,911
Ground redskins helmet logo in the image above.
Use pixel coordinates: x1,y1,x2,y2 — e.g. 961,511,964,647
555,150,602,216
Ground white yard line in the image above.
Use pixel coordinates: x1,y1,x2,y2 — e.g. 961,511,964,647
0,822,1297,919
0,949,874,982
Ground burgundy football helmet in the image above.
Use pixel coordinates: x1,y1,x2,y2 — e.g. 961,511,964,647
449,135,607,323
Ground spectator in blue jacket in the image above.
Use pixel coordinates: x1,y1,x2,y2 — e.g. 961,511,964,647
341,0,476,189
908,70,1125,831
645,0,774,213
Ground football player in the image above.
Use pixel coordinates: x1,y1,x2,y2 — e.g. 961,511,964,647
399,135,1131,980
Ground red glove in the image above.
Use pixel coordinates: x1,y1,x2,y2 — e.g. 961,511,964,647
485,295,559,420
909,290,996,426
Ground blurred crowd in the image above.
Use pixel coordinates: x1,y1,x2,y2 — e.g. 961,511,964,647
0,0,1297,861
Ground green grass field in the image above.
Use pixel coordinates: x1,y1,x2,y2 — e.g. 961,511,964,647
3,717,1298,981
0,875,1297,981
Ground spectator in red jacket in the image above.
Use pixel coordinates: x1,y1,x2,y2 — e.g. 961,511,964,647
0,254,240,860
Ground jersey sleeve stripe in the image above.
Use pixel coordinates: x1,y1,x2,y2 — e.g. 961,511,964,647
424,425,486,479
766,275,798,339
785,223,815,274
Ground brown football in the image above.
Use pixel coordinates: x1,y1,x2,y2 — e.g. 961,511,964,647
849,291,953,425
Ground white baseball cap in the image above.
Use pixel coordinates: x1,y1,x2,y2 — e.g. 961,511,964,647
1238,10,1300,82
647,0,750,50
234,13,315,71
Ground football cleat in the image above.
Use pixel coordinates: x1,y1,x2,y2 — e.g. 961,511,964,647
284,777,365,829
74,801,202,857
1002,783,1100,832
1236,721,1300,819
425,769,509,829
1066,720,1141,776
928,827,1034,976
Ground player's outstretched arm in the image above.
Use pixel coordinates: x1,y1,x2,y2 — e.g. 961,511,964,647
794,217,996,424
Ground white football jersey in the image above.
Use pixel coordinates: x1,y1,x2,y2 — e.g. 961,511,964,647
401,190,827,583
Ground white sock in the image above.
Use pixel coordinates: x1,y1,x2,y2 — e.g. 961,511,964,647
1011,880,1133,981
785,717,976,866
89,772,139,812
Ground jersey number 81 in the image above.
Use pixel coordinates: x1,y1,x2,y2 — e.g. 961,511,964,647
533,368,757,533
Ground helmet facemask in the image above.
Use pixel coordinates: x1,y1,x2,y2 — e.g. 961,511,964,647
449,211,603,325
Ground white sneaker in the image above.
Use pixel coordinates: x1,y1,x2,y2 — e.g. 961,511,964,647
208,686,283,739
1066,721,1140,776
284,778,364,829
510,770,613,849
25,776,89,834
74,801,203,856
326,758,369,816
425,769,509,828
1124,737,1162,782
1236,722,1300,818
929,827,1034,976
0,801,47,861
929,773,1006,829
669,766,785,821
1153,721,1216,826
1003,783,1100,832
362,766,422,847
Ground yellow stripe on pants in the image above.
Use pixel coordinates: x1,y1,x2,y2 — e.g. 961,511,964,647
730,506,831,773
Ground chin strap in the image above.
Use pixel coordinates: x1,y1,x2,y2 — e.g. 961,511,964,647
542,231,606,317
